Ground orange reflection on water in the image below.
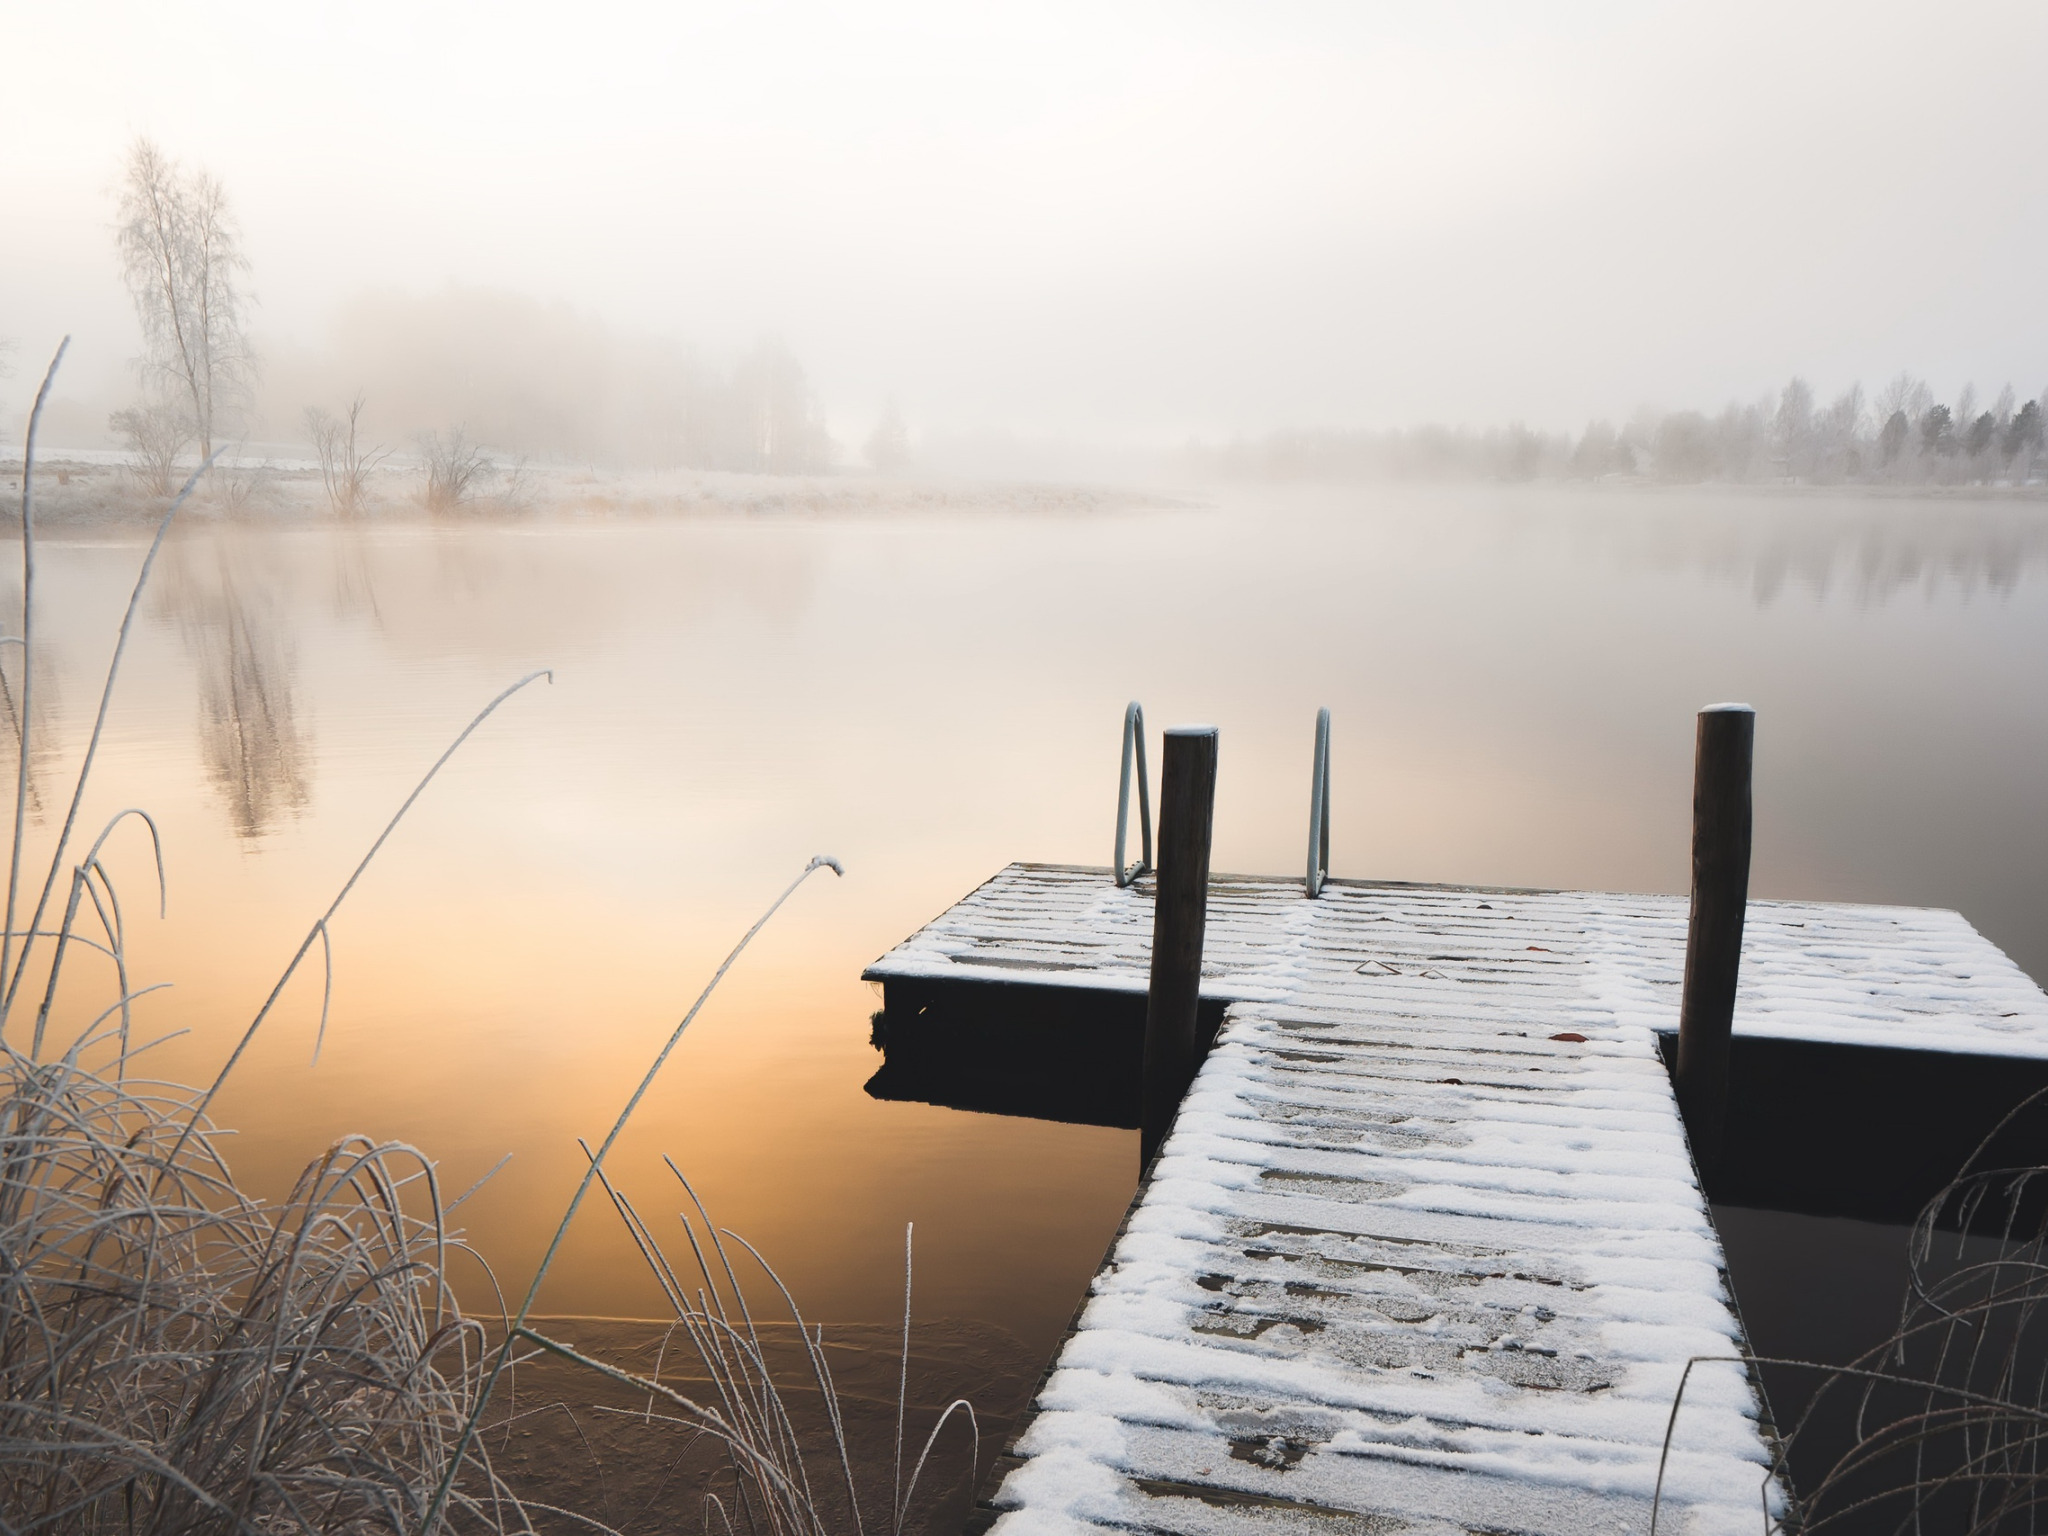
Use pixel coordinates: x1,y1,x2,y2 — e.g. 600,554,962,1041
13,487,2048,1389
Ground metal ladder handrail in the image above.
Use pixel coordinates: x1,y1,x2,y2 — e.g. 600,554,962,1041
1114,700,1153,887
1306,706,1330,897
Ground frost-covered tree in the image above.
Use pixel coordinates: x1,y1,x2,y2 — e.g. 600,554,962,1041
108,400,194,496
1570,419,1624,477
1954,384,1979,436
1654,411,1717,480
728,340,831,472
1992,385,2017,431
305,393,387,517
1816,385,1865,479
115,138,255,461
1921,403,1954,456
1774,377,1816,476
2008,401,2044,461
864,401,912,474
1879,410,1910,466
417,426,492,512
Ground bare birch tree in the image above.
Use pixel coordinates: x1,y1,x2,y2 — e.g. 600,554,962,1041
115,138,255,461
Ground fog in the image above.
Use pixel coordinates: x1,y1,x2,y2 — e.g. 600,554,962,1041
7,13,2048,1524
5,0,2045,459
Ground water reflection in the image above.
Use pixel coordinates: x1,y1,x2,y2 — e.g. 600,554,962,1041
12,489,2048,1536
20,488,2048,1339
327,527,382,623
864,982,1154,1130
158,537,310,839
1551,491,2048,605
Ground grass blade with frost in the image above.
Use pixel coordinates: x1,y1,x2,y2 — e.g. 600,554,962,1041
176,669,551,1157
894,1223,909,1536
2,422,221,1033
425,853,842,1534
2,338,65,1021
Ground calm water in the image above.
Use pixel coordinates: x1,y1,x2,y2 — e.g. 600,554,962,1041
15,482,2048,1494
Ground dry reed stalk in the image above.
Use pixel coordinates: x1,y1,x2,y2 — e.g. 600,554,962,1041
532,1155,978,1536
0,1039,517,1534
0,342,526,1533
1,340,964,1536
1652,1087,2048,1534
1771,1086,2048,1533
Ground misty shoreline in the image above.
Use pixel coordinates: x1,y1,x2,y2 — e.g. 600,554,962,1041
0,456,1197,530
4,453,2044,538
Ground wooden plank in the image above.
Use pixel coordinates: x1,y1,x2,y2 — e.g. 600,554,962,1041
866,864,2048,1059
874,864,2048,1533
986,951,1774,1530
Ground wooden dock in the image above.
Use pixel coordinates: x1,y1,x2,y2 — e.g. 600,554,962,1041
865,863,2048,1536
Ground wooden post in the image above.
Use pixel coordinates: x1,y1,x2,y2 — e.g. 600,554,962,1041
1675,703,1754,1178
1141,727,1219,1166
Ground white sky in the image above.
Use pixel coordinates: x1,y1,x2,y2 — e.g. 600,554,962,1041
4,0,2044,440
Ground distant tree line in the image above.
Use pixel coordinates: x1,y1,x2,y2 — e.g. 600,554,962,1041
289,295,839,476
677,337,837,473
1193,377,2048,488
272,286,838,479
103,139,836,484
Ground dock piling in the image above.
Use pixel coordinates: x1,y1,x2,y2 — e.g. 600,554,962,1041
1142,726,1219,1164
1675,703,1754,1176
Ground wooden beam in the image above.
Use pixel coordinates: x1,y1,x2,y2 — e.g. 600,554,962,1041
1142,726,1219,1165
1676,703,1754,1176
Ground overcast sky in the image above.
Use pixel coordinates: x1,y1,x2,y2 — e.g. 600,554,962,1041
5,0,2044,441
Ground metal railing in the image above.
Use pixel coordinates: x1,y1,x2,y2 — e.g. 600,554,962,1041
1306,706,1330,897
1117,702,1328,893
1114,700,1152,886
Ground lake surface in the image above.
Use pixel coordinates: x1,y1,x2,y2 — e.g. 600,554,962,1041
13,481,2048,1516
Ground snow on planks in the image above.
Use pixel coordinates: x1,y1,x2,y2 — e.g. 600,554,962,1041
867,862,2048,1058
866,865,2048,1536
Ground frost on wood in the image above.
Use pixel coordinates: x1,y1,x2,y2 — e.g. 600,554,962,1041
870,863,2048,1058
867,865,2048,1535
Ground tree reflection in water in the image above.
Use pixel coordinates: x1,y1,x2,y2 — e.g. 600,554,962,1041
328,526,381,623
160,536,310,839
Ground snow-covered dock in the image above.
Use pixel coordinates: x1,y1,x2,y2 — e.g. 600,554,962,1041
865,863,2048,1536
